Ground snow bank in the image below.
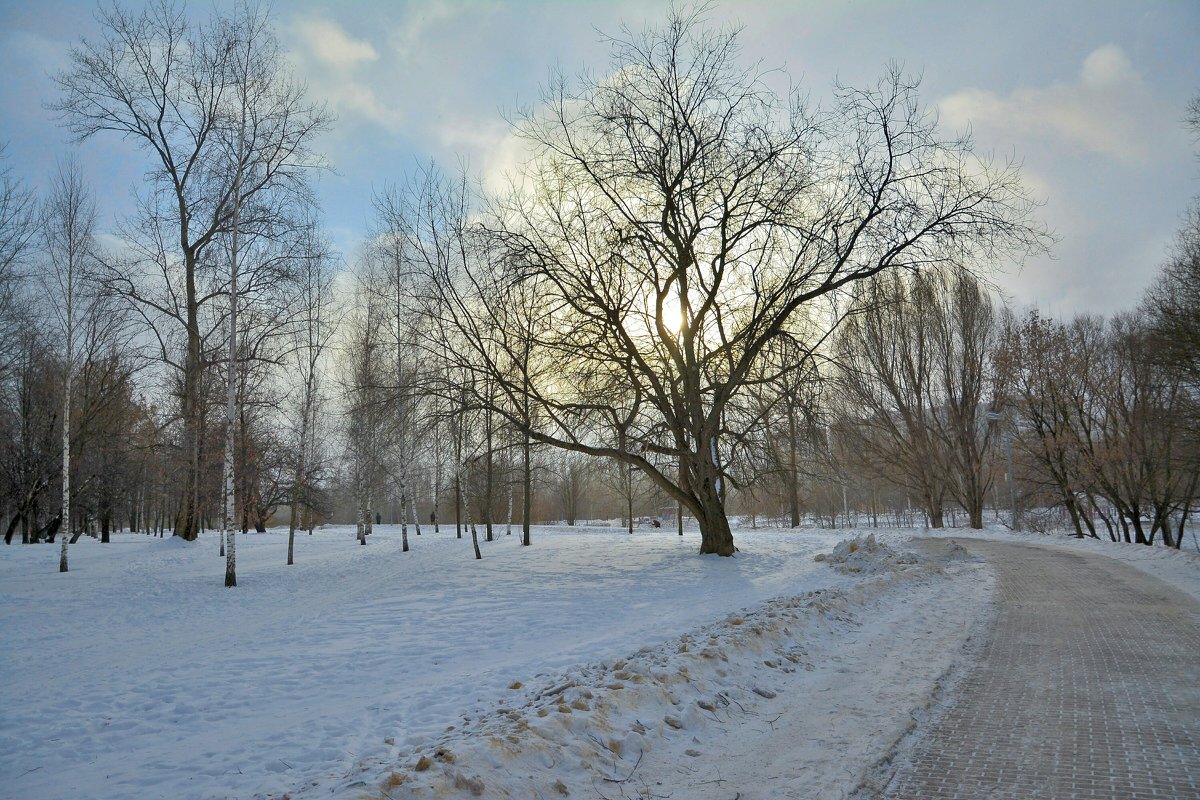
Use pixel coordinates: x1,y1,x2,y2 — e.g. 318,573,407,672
813,532,932,574
347,538,988,799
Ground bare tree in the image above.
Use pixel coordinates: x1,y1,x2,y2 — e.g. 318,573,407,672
1142,203,1200,390
40,157,100,570
834,274,950,527
427,9,1044,555
0,144,37,383
836,270,999,529
287,228,335,565
553,452,591,525
997,310,1098,537
927,271,998,528
53,0,330,541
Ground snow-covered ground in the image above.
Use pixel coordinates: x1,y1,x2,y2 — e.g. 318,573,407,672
1,522,1190,800
920,525,1200,605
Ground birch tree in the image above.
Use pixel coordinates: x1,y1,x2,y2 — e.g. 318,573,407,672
40,158,99,571
287,228,335,565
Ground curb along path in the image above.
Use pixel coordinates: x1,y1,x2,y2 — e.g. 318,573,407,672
885,541,1200,800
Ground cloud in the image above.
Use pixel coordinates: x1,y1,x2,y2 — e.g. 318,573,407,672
287,17,403,132
293,19,378,67
387,0,477,62
939,44,1160,164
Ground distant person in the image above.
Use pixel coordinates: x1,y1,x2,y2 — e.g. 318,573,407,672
430,511,437,525
375,512,381,526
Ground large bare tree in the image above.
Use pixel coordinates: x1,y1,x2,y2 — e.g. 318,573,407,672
835,270,998,529
417,10,1044,555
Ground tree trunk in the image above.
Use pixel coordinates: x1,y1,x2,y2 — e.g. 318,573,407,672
785,401,800,528
433,438,441,534
287,399,306,564
400,486,409,552
357,491,367,545
626,462,634,535
522,427,531,547
695,492,735,556
928,499,945,529
462,479,482,560
506,471,513,536
485,410,494,542
287,509,296,566
454,471,462,539
176,247,203,541
60,327,72,571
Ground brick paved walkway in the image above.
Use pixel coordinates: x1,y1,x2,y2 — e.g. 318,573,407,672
885,541,1200,800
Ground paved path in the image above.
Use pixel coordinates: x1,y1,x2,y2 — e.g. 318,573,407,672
885,541,1200,800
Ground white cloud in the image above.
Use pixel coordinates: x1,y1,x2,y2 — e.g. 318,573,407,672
293,19,378,67
940,44,1159,164
433,118,532,195
287,18,403,132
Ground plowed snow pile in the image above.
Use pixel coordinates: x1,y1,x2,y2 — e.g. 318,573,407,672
813,532,959,574
351,537,988,800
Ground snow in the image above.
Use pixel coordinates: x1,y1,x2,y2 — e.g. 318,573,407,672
919,525,1200,605
813,532,941,574
371,535,989,800
2,522,1187,799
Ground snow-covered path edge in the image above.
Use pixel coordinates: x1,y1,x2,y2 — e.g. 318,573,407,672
312,539,994,800
919,527,1200,605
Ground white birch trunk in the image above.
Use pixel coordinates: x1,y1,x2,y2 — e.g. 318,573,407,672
357,467,367,545
288,304,318,563
287,385,310,565
307,373,319,536
410,495,421,536
432,467,440,533
222,123,244,589
506,479,514,536
59,247,74,574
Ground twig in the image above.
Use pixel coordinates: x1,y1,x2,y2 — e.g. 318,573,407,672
602,748,644,784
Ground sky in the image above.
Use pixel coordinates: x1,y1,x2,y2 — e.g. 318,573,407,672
1,0,1197,316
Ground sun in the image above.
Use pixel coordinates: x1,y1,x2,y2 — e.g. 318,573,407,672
659,298,683,335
